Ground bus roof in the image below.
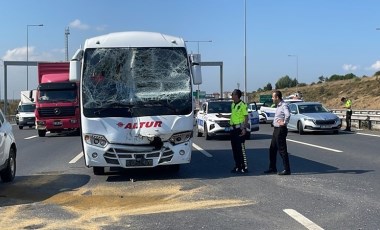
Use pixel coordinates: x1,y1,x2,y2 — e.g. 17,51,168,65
84,31,185,48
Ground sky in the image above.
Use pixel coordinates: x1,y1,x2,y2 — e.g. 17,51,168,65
1,0,380,99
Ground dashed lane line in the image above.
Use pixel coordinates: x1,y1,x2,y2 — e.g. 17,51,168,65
287,139,343,153
284,209,324,230
192,143,213,157
69,152,84,164
357,132,380,138
24,135,38,140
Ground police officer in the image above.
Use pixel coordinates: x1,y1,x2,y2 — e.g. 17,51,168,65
341,97,352,131
264,90,291,175
230,89,249,174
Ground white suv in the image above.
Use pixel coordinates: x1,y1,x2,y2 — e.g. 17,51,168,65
196,100,259,140
0,109,17,182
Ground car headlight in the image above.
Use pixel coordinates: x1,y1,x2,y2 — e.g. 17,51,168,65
19,117,24,121
304,118,315,124
84,133,109,148
169,131,192,145
208,118,216,122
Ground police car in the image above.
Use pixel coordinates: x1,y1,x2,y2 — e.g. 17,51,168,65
195,99,259,140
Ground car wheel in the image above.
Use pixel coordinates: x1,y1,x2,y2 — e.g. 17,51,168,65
93,167,105,175
38,130,46,137
298,121,304,135
204,124,211,140
19,126,23,130
0,148,16,182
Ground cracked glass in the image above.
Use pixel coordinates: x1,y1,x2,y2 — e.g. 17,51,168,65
82,47,192,117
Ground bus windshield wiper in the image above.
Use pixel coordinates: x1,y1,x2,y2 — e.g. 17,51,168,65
137,100,176,112
93,102,135,115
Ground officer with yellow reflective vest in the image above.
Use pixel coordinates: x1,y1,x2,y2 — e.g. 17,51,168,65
341,97,352,131
229,89,249,174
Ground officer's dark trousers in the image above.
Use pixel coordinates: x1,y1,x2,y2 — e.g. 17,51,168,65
346,110,352,130
230,128,247,169
268,126,290,172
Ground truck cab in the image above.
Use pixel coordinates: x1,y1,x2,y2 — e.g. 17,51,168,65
35,62,80,137
15,103,36,129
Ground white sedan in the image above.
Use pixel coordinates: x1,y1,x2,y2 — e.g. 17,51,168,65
287,102,342,134
0,109,17,182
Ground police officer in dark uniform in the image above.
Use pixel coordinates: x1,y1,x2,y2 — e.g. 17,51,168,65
264,90,291,175
230,89,249,174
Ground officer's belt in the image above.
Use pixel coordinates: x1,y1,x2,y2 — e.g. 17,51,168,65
231,124,243,129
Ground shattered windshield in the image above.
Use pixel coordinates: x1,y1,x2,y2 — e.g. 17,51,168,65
82,47,192,117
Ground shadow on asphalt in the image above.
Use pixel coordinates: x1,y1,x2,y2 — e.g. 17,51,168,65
0,174,90,207
104,146,373,182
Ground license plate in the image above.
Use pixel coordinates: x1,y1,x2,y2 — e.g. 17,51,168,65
53,121,62,126
225,127,230,132
27,122,34,125
321,125,331,128
126,159,153,167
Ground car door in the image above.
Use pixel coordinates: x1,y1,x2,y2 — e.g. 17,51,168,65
0,112,6,165
196,103,207,133
248,102,260,132
288,104,298,130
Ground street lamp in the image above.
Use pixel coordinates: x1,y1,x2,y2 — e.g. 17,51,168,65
184,40,212,106
288,54,299,92
27,24,43,90
244,0,247,102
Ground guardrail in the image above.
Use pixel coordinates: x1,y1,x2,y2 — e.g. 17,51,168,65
331,109,380,130
6,115,17,125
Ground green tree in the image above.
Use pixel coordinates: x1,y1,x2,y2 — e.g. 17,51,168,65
263,82,273,91
275,75,296,89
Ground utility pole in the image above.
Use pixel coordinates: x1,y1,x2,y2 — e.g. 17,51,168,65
65,27,70,61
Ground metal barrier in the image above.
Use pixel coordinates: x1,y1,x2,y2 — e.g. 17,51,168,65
6,115,17,125
331,109,380,130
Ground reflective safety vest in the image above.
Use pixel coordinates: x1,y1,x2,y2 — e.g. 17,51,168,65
345,99,352,111
230,100,248,125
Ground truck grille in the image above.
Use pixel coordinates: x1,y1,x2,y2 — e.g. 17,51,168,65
38,106,76,117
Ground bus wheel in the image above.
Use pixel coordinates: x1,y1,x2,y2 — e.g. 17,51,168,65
93,167,105,175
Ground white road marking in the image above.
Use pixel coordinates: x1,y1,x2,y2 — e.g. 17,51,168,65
192,143,213,157
24,135,38,140
69,152,83,164
284,209,324,230
287,139,343,153
357,132,380,138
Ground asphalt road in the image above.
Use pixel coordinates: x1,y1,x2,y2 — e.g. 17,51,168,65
0,125,379,230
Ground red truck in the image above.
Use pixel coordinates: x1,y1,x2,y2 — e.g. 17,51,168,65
35,62,80,137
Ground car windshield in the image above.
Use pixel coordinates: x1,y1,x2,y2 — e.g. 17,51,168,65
207,101,231,113
250,104,261,110
19,104,36,112
298,104,328,113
